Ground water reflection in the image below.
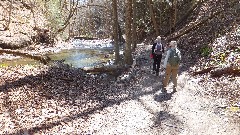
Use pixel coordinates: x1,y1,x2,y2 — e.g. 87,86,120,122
48,49,114,68
2,48,114,68
1,39,115,68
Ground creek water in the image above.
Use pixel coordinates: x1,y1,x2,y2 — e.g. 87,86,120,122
1,39,115,68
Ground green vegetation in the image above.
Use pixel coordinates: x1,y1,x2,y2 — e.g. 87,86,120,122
200,45,212,57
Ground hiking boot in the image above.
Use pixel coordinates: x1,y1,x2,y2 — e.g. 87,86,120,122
161,86,167,93
152,71,156,74
173,87,177,93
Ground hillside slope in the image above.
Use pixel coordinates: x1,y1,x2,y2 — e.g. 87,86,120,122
0,0,47,49
169,0,240,104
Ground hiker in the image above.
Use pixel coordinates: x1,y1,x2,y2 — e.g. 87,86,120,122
162,40,181,93
151,36,164,76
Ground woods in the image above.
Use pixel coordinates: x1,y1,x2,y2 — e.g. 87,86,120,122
0,0,240,134
0,0,239,78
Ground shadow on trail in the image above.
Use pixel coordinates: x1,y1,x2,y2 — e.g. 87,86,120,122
154,91,175,102
152,111,184,134
0,62,161,134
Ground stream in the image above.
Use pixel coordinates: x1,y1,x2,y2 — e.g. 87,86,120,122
1,39,117,68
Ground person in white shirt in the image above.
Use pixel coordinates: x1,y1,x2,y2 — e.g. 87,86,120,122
162,40,181,93
151,36,164,76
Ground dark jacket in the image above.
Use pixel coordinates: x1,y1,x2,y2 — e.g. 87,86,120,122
152,42,164,56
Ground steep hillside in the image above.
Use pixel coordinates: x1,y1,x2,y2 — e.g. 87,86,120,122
0,0,48,49
174,0,240,104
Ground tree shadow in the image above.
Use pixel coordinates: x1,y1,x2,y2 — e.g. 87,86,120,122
0,62,163,134
152,111,184,134
154,91,175,103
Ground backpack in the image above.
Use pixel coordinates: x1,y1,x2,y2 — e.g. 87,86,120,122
168,49,180,66
154,43,163,55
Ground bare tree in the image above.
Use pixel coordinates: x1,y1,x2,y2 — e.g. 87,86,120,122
172,0,177,32
112,0,120,64
125,0,133,65
57,0,79,34
3,0,13,30
132,0,137,51
147,0,159,36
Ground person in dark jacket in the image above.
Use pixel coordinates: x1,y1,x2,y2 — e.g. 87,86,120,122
151,36,164,76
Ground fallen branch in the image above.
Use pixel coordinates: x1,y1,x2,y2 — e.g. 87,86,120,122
0,48,51,64
192,66,240,77
192,67,217,76
210,66,240,77
82,65,130,74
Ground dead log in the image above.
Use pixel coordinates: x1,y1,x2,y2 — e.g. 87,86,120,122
82,65,130,74
210,66,240,77
192,67,217,76
193,66,240,77
73,36,98,40
0,37,31,49
0,48,51,64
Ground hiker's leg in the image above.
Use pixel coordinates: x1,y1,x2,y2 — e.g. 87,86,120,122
153,56,157,71
172,65,179,88
156,59,160,74
156,55,162,73
163,64,172,87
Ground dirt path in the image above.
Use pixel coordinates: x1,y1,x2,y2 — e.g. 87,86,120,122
77,44,240,135
0,44,239,135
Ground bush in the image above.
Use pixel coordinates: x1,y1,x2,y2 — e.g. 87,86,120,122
200,45,212,57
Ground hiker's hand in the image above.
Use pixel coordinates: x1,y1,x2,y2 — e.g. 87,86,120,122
150,54,153,59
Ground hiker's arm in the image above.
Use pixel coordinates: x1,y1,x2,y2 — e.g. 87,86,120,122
177,49,181,60
162,44,165,53
151,43,155,54
163,50,170,68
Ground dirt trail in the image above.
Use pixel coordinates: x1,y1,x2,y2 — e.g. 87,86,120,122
1,44,239,135
79,44,240,135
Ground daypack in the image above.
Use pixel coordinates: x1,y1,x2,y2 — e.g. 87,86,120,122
154,43,163,55
168,49,180,66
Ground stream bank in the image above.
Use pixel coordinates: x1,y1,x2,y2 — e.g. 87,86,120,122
0,39,116,68
1,43,239,134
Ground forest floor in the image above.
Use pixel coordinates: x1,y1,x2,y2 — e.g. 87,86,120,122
0,43,240,135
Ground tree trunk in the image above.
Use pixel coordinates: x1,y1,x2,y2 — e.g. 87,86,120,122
172,0,177,32
57,0,79,34
125,0,133,65
169,0,175,34
0,49,51,64
165,0,205,36
147,0,159,36
82,65,130,73
192,66,240,77
167,9,223,41
112,0,120,64
117,23,125,43
4,0,13,30
132,0,137,51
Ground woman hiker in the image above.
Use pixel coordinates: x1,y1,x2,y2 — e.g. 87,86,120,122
151,36,164,76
